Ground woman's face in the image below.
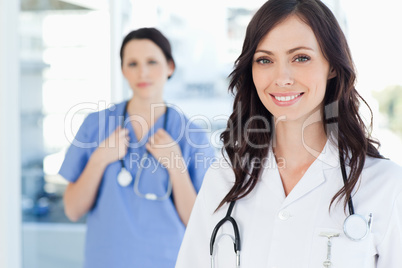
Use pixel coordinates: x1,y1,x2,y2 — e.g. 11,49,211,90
121,39,174,102
252,15,335,122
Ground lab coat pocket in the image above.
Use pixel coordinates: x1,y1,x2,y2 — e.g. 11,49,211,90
309,227,376,268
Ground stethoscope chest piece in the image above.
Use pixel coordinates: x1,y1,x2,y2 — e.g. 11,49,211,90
343,214,369,241
117,167,133,187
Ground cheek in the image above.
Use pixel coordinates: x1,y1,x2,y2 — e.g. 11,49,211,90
123,71,136,84
308,65,330,91
297,67,327,91
252,68,273,92
309,75,328,97
123,67,138,77
253,73,274,109
152,66,169,80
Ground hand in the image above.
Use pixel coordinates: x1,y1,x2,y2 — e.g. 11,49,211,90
146,129,184,170
97,126,129,165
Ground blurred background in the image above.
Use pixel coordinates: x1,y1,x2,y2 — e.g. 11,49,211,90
1,0,401,267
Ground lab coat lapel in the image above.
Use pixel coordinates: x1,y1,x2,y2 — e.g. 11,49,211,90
281,160,326,208
260,148,286,202
281,140,340,208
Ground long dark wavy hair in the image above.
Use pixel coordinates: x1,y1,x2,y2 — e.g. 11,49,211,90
218,0,383,210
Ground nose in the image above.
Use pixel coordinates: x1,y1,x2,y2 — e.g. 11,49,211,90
138,64,149,78
275,63,294,87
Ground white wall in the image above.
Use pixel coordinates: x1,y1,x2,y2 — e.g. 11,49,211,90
22,224,85,268
0,0,22,267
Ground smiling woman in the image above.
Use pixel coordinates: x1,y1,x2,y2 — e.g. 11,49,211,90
252,16,335,122
175,0,402,267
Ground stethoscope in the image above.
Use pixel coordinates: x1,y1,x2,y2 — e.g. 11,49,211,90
116,101,172,201
209,153,373,268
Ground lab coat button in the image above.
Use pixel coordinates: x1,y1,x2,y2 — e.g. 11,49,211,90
278,210,291,220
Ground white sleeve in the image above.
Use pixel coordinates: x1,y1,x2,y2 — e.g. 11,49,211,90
376,192,402,267
175,179,212,268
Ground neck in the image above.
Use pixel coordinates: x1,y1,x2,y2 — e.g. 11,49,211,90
126,96,166,124
273,112,327,169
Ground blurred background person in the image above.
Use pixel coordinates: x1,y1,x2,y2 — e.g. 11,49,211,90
60,28,215,268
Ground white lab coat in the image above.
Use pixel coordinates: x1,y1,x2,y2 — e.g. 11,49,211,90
176,140,402,268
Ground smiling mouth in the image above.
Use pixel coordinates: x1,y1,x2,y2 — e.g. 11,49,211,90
272,93,303,102
137,83,150,87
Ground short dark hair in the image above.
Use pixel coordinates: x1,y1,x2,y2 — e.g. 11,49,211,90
120,27,175,77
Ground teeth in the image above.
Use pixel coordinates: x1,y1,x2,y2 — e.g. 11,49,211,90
274,93,301,102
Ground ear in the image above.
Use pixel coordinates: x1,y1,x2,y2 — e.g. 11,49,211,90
328,67,337,79
167,60,175,78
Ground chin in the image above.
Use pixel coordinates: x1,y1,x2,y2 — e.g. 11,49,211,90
138,93,163,102
268,109,302,122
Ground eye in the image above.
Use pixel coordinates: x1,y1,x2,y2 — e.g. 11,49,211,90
294,55,311,62
255,58,272,65
128,62,137,67
148,60,158,65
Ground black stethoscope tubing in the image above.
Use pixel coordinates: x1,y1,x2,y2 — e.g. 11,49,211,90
209,200,241,254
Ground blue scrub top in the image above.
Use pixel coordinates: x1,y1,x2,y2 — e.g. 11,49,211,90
59,101,216,268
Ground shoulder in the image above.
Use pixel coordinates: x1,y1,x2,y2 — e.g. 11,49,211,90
167,104,212,130
198,156,235,206
167,105,213,148
205,156,235,182
364,156,402,184
71,101,125,147
360,157,402,249
361,156,402,201
82,101,125,129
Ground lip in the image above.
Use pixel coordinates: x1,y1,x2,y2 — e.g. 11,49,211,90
269,92,304,107
137,82,151,88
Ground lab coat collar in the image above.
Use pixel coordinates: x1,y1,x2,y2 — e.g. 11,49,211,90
260,138,341,207
316,138,340,169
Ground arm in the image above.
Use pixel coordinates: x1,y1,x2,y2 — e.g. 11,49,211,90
146,129,196,226
376,192,402,267
167,161,196,226
175,174,211,268
63,126,129,222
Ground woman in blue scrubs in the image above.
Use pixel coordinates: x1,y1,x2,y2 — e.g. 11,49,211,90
59,28,215,268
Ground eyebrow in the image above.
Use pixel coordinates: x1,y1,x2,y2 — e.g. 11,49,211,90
255,46,315,55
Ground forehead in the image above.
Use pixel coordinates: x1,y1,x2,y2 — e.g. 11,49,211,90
257,15,319,51
123,39,165,58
